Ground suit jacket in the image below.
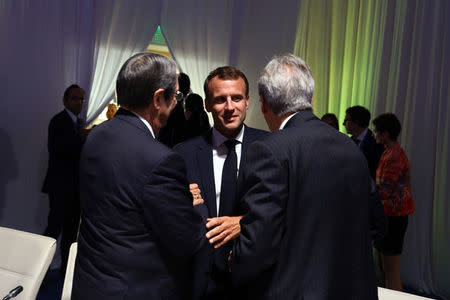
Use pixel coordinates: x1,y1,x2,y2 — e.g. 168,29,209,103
231,111,383,300
42,109,83,196
359,129,384,179
174,125,267,299
72,108,207,300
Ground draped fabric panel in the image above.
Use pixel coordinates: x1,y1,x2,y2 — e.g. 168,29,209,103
0,0,95,232
160,0,235,97
85,0,161,123
292,0,449,297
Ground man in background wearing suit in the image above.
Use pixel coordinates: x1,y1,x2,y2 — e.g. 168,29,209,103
344,105,384,179
42,84,88,274
72,53,206,300
231,54,385,299
174,66,266,299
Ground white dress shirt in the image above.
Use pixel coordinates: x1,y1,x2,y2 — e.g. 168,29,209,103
212,126,245,216
279,112,298,130
131,111,155,138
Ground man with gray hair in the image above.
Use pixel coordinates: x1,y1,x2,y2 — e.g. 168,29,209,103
72,53,207,299
230,54,384,299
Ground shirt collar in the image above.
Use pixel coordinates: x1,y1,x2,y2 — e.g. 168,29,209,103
212,125,245,148
64,108,78,124
130,111,155,138
279,112,298,130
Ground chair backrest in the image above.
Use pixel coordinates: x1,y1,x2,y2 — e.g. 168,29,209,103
61,242,77,300
0,226,56,300
378,287,435,299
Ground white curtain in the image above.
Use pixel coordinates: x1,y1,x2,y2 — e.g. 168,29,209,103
160,0,236,97
85,0,161,124
0,0,94,232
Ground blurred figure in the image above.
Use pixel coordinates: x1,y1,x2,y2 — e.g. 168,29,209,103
106,103,118,119
42,84,88,274
158,72,190,147
373,113,415,292
184,93,210,139
321,113,339,130
344,105,384,179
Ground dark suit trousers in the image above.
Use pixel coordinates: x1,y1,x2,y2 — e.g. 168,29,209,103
43,192,80,273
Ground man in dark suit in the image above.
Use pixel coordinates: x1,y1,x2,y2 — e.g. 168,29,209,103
72,53,207,300
344,105,384,179
42,84,88,274
231,54,386,299
174,66,266,299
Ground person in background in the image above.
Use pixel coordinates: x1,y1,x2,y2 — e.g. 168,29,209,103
41,84,88,275
106,103,118,119
321,113,339,130
184,93,210,140
158,72,190,147
373,113,415,292
344,105,384,179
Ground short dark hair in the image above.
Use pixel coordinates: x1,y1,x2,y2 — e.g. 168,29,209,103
203,66,249,101
178,72,191,96
185,93,204,112
321,113,339,130
346,106,371,128
116,53,177,110
63,84,82,100
373,113,402,141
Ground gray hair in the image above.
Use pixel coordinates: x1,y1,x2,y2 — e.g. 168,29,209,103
258,53,314,116
116,52,178,110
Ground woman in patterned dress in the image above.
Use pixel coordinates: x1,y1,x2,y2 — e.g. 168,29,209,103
373,113,415,291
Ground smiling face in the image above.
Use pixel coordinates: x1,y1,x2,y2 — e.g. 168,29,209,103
205,77,249,138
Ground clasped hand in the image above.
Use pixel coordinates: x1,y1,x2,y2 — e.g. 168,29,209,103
206,216,243,249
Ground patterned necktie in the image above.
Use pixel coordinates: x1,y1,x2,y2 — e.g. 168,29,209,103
219,139,238,217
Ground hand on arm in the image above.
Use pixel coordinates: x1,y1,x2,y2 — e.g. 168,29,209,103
189,183,204,206
206,216,243,248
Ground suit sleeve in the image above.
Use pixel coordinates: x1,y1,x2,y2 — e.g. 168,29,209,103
142,152,207,258
173,144,209,219
231,141,288,286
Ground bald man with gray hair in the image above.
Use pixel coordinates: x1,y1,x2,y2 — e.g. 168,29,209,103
230,54,385,300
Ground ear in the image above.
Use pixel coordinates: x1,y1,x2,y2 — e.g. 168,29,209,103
260,95,268,114
244,95,250,110
152,89,166,109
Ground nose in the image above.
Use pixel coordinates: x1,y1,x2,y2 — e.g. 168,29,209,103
224,98,234,110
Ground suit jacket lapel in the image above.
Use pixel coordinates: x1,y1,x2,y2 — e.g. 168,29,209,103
196,132,217,217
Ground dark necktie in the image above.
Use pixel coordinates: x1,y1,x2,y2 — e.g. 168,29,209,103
75,117,83,134
352,136,359,145
219,139,238,217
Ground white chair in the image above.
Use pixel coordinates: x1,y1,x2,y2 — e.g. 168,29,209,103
378,287,436,299
0,226,56,300
61,242,77,300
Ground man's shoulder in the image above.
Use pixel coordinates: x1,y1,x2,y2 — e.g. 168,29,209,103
243,125,268,142
50,110,70,123
174,134,210,152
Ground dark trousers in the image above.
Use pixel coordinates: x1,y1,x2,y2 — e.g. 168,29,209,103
43,192,80,273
